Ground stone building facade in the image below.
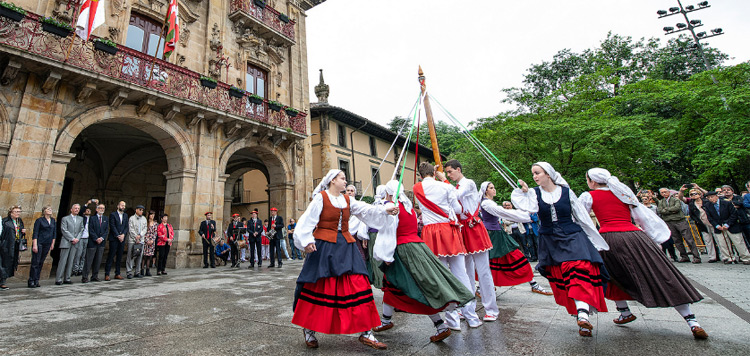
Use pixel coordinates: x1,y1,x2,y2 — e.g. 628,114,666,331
310,71,439,198
0,0,325,276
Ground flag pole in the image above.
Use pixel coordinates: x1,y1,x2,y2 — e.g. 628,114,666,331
418,66,443,172
63,3,84,63
146,11,170,86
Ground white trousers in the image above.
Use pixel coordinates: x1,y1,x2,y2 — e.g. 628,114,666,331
716,230,750,262
439,254,479,327
700,231,718,261
465,251,499,316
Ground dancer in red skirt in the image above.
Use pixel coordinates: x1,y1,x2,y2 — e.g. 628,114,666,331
371,180,475,342
479,181,553,295
292,169,399,349
413,162,481,330
581,168,707,339
512,162,610,337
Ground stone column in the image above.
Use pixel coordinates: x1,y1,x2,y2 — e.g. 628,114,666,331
217,173,230,239
318,115,331,176
268,182,294,225
163,168,197,268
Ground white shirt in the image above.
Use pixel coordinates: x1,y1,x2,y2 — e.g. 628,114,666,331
415,177,462,226
81,216,90,239
480,199,532,223
118,211,124,224
349,215,369,240
455,177,481,220
294,191,390,250
511,186,609,251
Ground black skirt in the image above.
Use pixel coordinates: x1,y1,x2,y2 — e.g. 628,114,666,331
600,230,702,307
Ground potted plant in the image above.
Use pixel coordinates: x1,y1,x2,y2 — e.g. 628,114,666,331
228,86,245,98
199,76,217,89
248,93,263,105
40,17,74,37
284,107,299,117
93,38,118,55
268,100,282,112
253,0,266,9
0,1,26,22
278,13,290,23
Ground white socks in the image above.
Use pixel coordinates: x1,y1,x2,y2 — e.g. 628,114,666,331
675,303,700,328
615,301,633,317
574,300,590,321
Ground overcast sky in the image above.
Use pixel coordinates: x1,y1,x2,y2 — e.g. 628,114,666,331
305,0,750,127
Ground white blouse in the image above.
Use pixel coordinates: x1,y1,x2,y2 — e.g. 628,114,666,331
294,191,390,250
511,186,609,251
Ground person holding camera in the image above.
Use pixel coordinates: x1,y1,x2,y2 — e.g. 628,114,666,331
658,187,700,263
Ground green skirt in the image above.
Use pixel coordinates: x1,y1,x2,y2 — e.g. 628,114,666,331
383,242,474,311
367,232,384,289
487,229,519,260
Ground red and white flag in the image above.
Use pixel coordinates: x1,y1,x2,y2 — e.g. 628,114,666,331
75,0,106,41
163,0,179,59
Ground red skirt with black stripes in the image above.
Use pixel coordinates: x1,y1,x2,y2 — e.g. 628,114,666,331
291,274,380,334
489,249,534,286
544,260,608,314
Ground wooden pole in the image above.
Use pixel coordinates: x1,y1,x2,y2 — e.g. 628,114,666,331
63,3,84,63
418,66,443,172
146,16,169,85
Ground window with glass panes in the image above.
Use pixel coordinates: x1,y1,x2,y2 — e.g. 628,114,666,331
245,64,267,98
125,13,164,58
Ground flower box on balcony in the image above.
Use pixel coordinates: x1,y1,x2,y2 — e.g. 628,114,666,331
279,13,290,23
228,86,245,98
248,94,264,105
0,2,26,22
93,39,118,55
254,0,266,9
199,76,218,89
285,107,299,117
268,100,282,112
40,17,73,37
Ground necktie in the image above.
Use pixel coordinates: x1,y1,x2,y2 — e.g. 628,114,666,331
99,215,102,225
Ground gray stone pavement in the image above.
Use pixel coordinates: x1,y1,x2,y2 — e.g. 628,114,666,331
1,259,749,356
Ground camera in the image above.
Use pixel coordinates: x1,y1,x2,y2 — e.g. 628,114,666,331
684,183,693,189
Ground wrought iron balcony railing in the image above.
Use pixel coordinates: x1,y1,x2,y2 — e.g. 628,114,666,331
0,12,306,135
229,0,296,44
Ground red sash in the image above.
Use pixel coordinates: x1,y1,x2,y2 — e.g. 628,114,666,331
413,182,450,220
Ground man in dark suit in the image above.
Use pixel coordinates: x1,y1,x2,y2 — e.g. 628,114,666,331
704,191,750,264
267,208,284,268
84,204,109,282
199,212,217,268
226,214,243,268
247,209,264,268
105,201,129,280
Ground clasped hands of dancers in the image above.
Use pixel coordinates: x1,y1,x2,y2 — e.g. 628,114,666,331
290,162,707,350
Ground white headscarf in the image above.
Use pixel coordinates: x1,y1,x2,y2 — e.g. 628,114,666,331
587,168,639,206
313,169,343,197
385,180,413,213
373,185,387,205
533,162,569,188
480,181,491,199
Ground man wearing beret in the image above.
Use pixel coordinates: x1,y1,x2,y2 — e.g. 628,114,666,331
267,208,284,268
199,212,217,268
227,214,243,268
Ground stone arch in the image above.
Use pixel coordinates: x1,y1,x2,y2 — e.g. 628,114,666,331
218,137,292,183
54,105,196,171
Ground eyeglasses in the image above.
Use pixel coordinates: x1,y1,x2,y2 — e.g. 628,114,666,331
690,193,700,196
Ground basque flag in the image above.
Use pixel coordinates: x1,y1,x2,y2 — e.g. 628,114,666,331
75,0,106,41
163,0,179,59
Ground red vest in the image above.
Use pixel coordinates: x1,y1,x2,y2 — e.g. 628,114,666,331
312,191,355,243
589,190,640,233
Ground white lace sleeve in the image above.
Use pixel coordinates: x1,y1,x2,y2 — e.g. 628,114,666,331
480,199,532,223
578,191,594,213
350,199,389,230
511,188,539,213
293,194,323,250
569,190,609,251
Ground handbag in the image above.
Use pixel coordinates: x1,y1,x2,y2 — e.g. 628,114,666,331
131,242,144,255
18,238,28,252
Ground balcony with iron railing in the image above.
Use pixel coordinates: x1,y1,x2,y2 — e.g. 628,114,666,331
0,11,306,135
229,0,296,45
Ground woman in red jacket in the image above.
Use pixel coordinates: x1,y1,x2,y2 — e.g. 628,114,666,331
156,214,174,276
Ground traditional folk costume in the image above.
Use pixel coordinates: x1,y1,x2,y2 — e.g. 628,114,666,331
413,176,481,328
580,168,707,339
292,170,391,349
451,177,499,321
511,162,609,337
367,185,387,290
478,182,551,296
347,186,370,263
